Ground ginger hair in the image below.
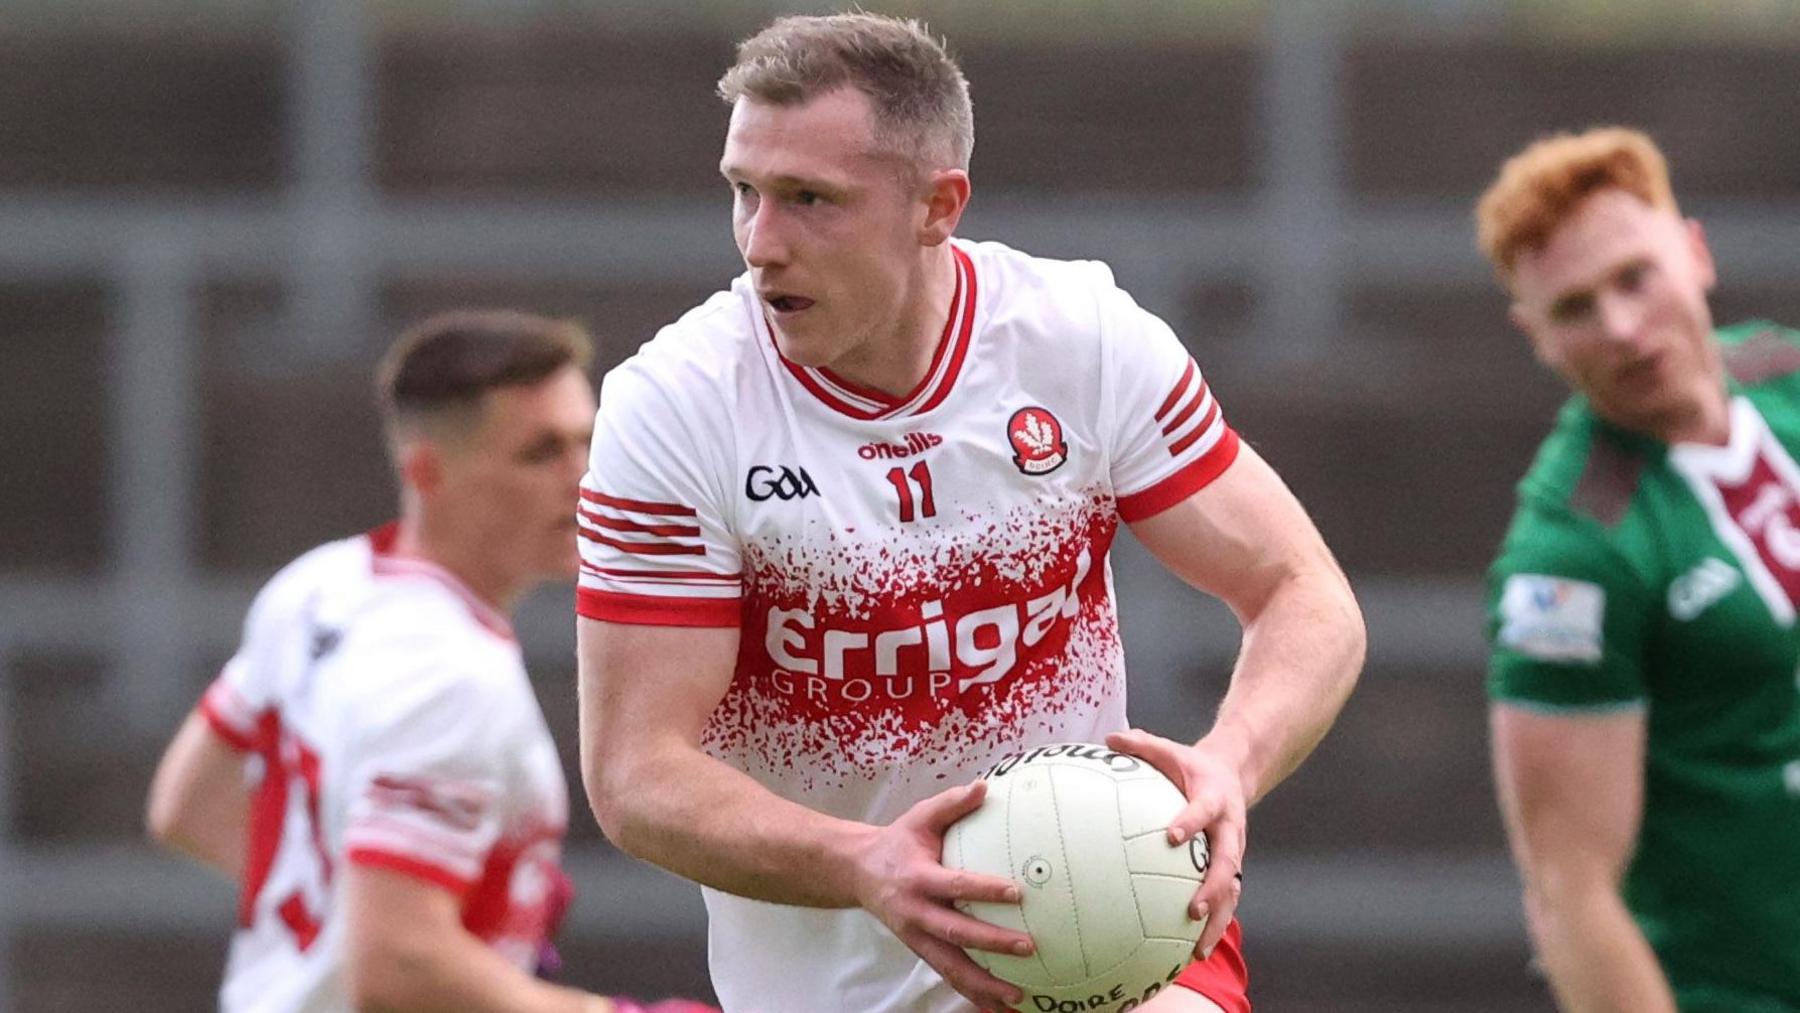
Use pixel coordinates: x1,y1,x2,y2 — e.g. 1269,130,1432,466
1476,127,1679,281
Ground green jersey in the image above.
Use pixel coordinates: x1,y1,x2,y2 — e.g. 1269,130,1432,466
1487,321,1800,1011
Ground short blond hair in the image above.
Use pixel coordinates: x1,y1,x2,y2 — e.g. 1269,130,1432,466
1475,127,1679,281
717,12,973,173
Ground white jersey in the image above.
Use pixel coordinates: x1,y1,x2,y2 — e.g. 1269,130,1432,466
577,239,1238,1012
199,525,570,1013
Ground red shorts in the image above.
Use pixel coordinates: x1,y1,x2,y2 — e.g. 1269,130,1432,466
1171,919,1250,1012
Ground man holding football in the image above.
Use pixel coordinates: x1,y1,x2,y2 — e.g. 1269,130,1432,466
575,12,1364,1012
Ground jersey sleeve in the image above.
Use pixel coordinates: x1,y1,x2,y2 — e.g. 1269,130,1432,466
1486,500,1654,711
339,660,515,896
197,577,290,751
576,358,742,628
1098,275,1241,523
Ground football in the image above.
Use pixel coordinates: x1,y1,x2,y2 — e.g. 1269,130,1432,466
942,743,1209,1012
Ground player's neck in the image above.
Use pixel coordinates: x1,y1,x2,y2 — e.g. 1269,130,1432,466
1659,385,1732,446
831,245,959,398
390,516,524,615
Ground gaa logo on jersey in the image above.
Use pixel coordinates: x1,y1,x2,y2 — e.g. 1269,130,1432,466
1008,406,1067,476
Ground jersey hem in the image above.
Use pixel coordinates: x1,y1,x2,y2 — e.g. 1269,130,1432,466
1117,427,1242,523
576,588,741,627
346,846,474,896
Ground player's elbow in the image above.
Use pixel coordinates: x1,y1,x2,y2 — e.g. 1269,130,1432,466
1308,567,1366,702
143,785,188,850
347,938,439,1013
584,760,640,854
583,746,665,859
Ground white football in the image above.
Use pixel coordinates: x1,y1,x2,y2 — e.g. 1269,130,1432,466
942,743,1209,1013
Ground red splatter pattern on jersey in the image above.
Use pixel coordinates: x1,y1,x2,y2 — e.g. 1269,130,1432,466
702,490,1124,795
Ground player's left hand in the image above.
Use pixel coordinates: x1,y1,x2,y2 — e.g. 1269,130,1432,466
1104,728,1245,961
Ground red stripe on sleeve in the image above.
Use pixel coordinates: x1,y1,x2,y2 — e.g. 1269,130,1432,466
1160,380,1208,437
347,846,474,897
1155,360,1198,421
197,695,259,752
578,506,701,538
1168,398,1223,457
579,488,698,517
579,529,707,556
582,564,742,583
577,588,742,627
1117,427,1241,523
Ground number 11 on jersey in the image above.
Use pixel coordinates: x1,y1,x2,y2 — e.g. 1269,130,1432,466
885,462,937,523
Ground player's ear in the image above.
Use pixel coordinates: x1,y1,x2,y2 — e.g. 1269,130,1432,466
918,168,970,248
398,439,445,496
1685,217,1717,293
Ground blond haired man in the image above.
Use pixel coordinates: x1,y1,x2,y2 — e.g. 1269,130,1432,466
576,13,1363,1013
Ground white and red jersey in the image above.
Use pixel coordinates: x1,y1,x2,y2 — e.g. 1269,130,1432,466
577,239,1238,1012
198,524,569,1013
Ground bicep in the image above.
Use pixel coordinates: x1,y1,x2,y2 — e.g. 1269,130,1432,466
578,618,741,751
1127,442,1344,616
1490,702,1646,887
343,864,466,994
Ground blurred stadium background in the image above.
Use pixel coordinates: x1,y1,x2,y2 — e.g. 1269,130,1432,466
6,0,1800,1009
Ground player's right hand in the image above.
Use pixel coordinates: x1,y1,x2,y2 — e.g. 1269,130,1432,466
850,781,1034,1011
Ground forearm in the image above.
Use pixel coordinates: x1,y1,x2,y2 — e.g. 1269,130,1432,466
153,816,246,880
145,711,249,879
1524,885,1676,1013
590,741,873,908
353,926,601,1013
1204,567,1363,805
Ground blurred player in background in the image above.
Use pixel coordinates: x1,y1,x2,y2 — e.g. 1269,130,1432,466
1479,128,1800,1011
146,311,712,1013
576,13,1363,1012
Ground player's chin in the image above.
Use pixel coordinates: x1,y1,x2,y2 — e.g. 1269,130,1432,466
770,326,834,367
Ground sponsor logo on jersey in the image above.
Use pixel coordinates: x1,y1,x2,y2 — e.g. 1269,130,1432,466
1667,557,1740,621
1497,574,1605,664
1008,406,1067,476
308,624,342,662
745,465,820,502
761,546,1093,703
857,432,943,460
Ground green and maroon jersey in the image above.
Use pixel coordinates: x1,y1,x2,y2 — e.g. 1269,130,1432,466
1487,321,1800,1011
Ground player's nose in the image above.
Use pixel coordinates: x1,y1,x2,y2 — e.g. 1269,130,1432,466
740,202,790,269
1594,290,1647,348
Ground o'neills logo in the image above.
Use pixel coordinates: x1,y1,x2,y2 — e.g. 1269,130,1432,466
858,432,943,460
1008,406,1067,475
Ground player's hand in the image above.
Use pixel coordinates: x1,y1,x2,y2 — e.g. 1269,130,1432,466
850,780,1033,1010
1105,728,1246,961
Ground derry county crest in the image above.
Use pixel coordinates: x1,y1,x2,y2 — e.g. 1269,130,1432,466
1008,406,1068,475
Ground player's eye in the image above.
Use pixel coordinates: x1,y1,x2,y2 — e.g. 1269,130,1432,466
795,190,822,206
1550,293,1594,324
518,440,561,464
1617,263,1649,293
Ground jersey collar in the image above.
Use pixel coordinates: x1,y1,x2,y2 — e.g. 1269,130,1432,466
366,522,516,642
771,243,978,421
